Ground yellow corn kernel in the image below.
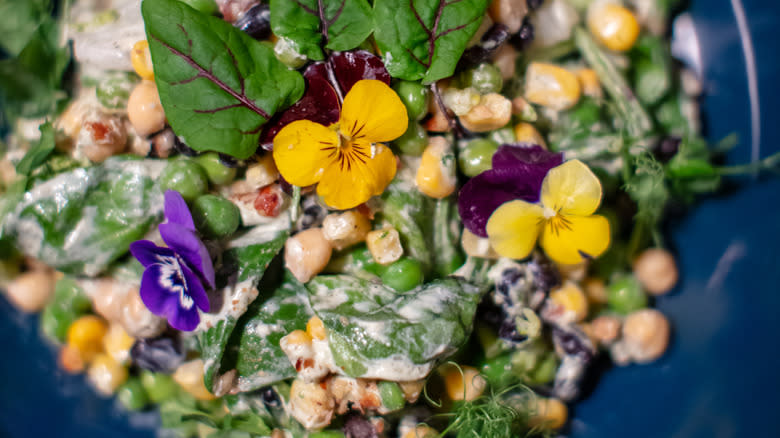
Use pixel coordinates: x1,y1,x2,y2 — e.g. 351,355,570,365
550,282,589,322
441,365,487,402
530,397,568,429
102,323,136,365
576,68,602,98
524,62,582,111
403,426,438,438
131,40,155,80
306,316,326,341
87,353,129,396
366,227,404,265
415,137,456,199
67,315,109,363
513,122,547,147
587,3,640,52
173,359,216,401
285,329,313,346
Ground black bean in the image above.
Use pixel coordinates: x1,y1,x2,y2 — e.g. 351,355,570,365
173,135,198,157
259,386,281,407
653,136,681,163
498,319,528,344
218,153,240,168
529,252,560,293
343,412,378,438
527,0,545,10
509,17,535,49
457,23,511,71
552,326,594,363
234,3,271,40
130,334,185,373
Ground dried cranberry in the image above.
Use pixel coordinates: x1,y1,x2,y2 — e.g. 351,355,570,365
254,185,282,217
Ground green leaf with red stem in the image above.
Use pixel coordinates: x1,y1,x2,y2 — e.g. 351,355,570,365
373,0,490,84
142,0,304,159
270,0,374,61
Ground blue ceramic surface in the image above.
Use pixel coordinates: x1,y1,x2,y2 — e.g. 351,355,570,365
2,1,779,437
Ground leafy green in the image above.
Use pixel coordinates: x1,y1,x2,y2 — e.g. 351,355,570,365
378,180,435,275
228,274,313,392
432,196,464,277
159,394,272,438
373,0,491,83
197,230,289,391
15,121,55,176
0,0,70,125
270,0,373,61
142,0,304,159
307,275,483,378
1,157,166,276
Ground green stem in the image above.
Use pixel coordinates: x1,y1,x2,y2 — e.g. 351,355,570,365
290,185,301,223
715,150,780,175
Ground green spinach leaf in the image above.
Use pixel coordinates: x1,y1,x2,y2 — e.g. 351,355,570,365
270,0,373,61
373,0,490,83
15,121,55,176
307,275,483,379
142,0,304,159
378,179,435,275
0,0,52,57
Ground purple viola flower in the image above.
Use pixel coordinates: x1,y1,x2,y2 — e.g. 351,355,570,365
129,190,215,331
458,144,564,237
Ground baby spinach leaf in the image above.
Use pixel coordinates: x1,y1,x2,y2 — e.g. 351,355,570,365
142,0,304,159
373,0,490,83
307,275,483,379
1,157,166,276
228,274,313,392
270,0,373,61
198,228,289,391
378,180,435,275
0,0,53,57
15,121,55,176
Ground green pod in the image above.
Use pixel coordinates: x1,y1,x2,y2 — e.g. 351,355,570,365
191,194,241,239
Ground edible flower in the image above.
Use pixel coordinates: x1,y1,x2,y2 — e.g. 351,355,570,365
129,190,215,331
458,144,564,237
272,79,408,210
486,159,611,265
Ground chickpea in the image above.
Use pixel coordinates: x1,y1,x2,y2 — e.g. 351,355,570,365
288,378,335,430
4,269,56,312
284,228,333,283
583,277,608,304
151,129,177,158
441,365,487,402
321,210,371,250
633,248,678,296
590,315,622,345
119,287,167,338
79,113,128,163
173,359,217,401
87,353,128,396
403,426,439,438
622,309,670,363
127,80,166,137
530,397,568,430
91,278,127,323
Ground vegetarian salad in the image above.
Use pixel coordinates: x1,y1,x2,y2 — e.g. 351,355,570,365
2,0,778,437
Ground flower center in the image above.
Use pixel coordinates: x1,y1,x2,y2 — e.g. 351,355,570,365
543,206,557,219
156,254,195,310
545,213,573,237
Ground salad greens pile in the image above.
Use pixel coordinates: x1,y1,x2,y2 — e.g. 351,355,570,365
2,0,780,437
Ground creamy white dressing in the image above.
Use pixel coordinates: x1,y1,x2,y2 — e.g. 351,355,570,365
70,0,145,72
196,278,257,332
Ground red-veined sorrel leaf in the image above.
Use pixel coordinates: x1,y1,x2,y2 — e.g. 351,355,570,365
260,50,389,148
142,0,304,159
373,0,490,83
270,0,373,61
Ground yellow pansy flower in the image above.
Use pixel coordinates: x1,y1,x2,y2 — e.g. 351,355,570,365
486,159,611,265
272,80,408,210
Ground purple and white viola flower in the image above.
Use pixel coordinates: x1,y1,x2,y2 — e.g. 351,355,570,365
129,190,215,331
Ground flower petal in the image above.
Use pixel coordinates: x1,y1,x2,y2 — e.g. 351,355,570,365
180,262,210,313
273,120,339,187
486,200,545,260
340,80,408,142
540,214,611,265
140,262,180,316
491,144,564,180
540,159,603,215
159,222,215,289
130,240,175,268
316,141,397,210
164,190,196,231
167,302,201,331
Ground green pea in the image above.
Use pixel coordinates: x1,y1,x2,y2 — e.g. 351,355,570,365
378,381,406,411
140,371,180,403
380,257,424,292
158,159,209,202
394,122,428,156
96,72,136,110
118,378,150,411
309,432,346,438
350,245,386,276
528,353,558,385
462,63,503,94
194,152,237,186
191,194,240,238
607,274,648,314
176,0,219,14
458,138,498,177
393,80,430,121
480,353,514,387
